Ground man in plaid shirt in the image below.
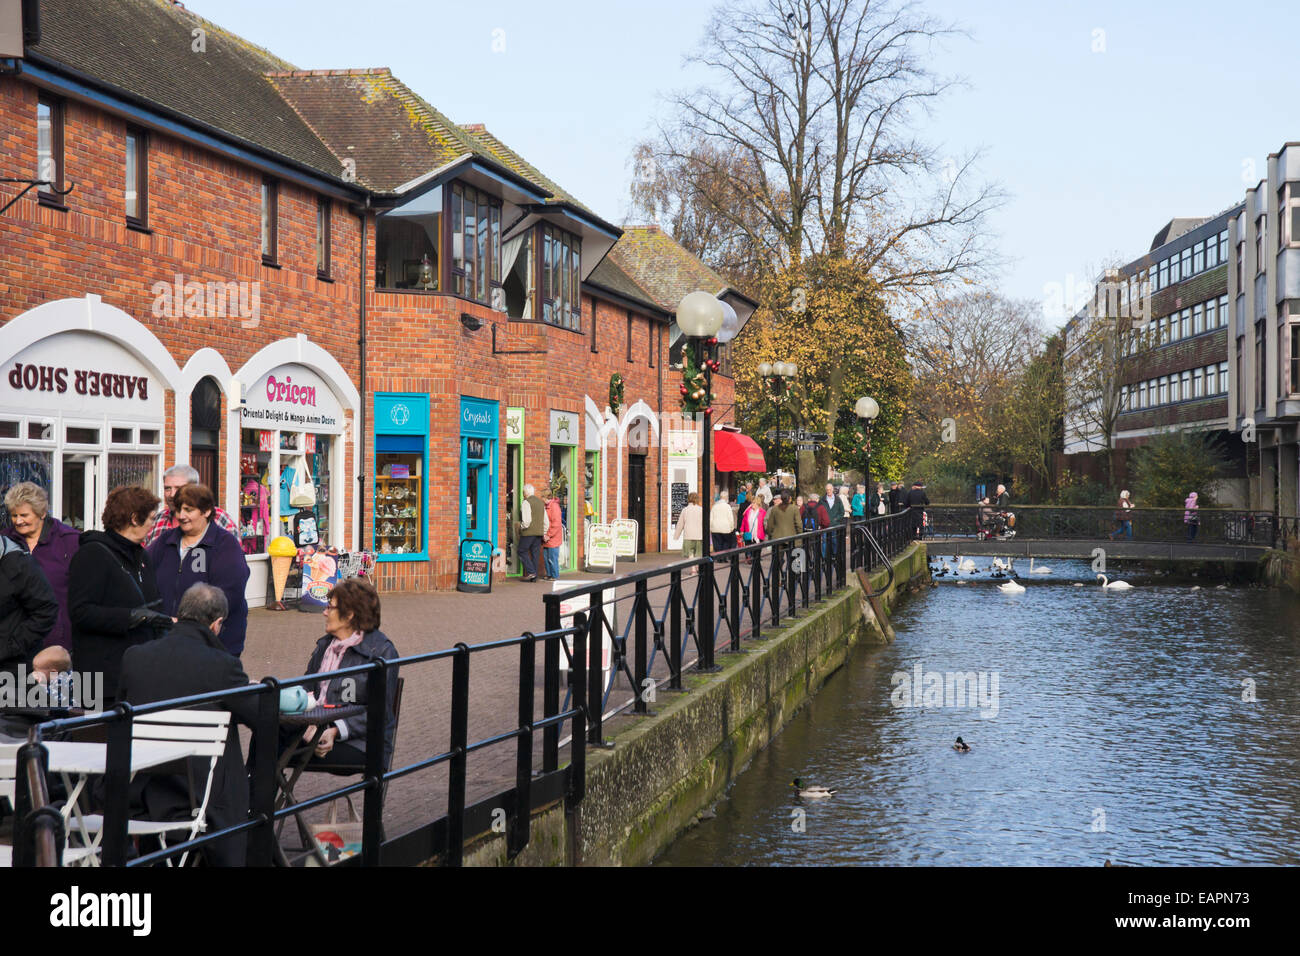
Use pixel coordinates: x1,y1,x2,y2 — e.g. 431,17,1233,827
144,464,239,546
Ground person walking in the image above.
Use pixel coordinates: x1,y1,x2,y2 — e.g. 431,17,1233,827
904,479,930,540
851,483,866,519
1109,490,1134,540
888,482,903,513
542,488,564,580
517,483,545,582
801,493,830,532
675,492,704,570
1184,491,1200,541
4,481,79,653
710,489,736,553
765,490,800,539
147,483,251,657
756,477,773,508
68,485,172,704
739,496,766,555
871,482,887,517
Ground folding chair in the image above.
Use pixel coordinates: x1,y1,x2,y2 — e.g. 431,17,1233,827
0,742,97,867
77,709,231,867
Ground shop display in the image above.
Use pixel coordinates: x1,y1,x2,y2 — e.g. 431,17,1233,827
374,454,422,554
239,428,272,555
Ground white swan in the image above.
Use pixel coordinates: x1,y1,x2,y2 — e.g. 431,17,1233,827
1030,558,1051,574
960,558,977,573
991,557,1006,571
998,579,1026,594
1097,574,1133,590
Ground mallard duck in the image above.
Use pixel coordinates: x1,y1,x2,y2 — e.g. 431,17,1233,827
791,778,836,798
953,736,971,752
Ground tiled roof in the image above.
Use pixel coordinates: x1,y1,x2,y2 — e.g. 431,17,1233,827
28,0,346,181
586,257,667,318
267,69,478,193
608,225,749,313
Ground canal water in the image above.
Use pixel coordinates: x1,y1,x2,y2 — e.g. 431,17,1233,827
655,559,1300,866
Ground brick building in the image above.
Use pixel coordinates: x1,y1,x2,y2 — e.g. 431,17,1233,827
1,0,755,597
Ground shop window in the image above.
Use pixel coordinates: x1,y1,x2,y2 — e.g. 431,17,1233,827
27,421,51,441
375,187,441,291
65,426,99,445
0,450,53,534
376,449,423,556
239,427,273,555
111,427,133,444
107,453,157,492
191,376,222,490
0,420,18,439
139,429,160,446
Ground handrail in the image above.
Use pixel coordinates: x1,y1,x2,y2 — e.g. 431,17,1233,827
853,522,896,597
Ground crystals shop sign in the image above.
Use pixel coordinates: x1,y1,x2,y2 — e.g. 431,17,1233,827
242,364,344,434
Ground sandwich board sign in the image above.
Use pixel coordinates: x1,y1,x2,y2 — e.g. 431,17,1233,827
611,518,638,559
585,522,616,571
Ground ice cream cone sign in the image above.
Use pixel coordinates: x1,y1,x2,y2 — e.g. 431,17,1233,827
269,536,297,610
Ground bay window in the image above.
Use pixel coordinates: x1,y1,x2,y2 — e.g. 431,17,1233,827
451,182,501,305
374,185,441,292
541,224,582,330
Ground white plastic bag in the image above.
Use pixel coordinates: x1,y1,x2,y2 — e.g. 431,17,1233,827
290,455,316,508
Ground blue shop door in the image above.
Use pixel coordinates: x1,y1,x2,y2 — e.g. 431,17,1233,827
460,437,496,549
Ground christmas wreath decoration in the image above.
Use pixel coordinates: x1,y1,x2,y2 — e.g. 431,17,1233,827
609,373,624,416
678,339,720,416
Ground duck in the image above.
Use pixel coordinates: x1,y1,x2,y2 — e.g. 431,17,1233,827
1097,574,1133,590
1029,558,1051,574
953,736,971,753
1072,582,1084,587
791,778,836,799
1190,585,1201,591
1215,584,1228,590
998,578,1026,594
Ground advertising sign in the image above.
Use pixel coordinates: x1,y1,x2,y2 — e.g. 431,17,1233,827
243,364,344,434
611,518,638,558
585,522,615,571
553,580,614,675
457,538,493,593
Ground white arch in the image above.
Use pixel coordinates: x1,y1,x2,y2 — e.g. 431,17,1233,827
233,333,361,409
615,399,660,519
176,349,236,514
0,294,183,388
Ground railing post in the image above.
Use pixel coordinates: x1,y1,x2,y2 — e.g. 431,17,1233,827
101,705,133,867
446,643,470,867
770,540,782,627
750,553,763,641
510,632,536,859
839,522,848,589
699,558,717,670
588,588,605,745
569,613,587,807
543,597,561,772
246,679,281,867
633,578,649,714
669,569,683,690
361,660,387,867
728,553,742,652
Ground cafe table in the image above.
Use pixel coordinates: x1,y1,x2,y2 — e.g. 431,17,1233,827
274,704,366,866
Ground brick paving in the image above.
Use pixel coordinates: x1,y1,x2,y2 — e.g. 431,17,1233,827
246,550,745,845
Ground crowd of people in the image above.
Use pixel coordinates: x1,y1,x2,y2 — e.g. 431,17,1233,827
1,463,399,867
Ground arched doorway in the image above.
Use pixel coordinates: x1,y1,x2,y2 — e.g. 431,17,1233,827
190,376,222,490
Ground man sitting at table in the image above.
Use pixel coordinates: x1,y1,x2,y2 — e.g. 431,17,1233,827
117,583,256,866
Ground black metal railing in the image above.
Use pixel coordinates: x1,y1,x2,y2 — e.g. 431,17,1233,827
14,622,590,868
923,505,1286,548
542,511,916,747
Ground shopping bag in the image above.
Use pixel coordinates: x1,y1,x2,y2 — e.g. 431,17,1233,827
308,797,363,865
289,455,317,508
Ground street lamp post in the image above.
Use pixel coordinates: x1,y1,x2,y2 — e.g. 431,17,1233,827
853,395,880,572
678,291,730,669
759,360,797,486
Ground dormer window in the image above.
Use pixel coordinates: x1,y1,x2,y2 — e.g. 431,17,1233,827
450,182,500,306
541,224,581,330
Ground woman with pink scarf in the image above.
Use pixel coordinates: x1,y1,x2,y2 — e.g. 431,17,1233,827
300,578,400,769
739,497,766,562
1184,491,1200,541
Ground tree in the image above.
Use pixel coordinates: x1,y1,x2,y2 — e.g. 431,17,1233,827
733,256,912,488
1002,333,1064,496
647,0,1001,293
1129,430,1226,507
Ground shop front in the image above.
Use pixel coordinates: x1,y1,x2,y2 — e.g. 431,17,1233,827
374,393,428,562
235,360,350,605
505,405,524,576
549,408,579,572
665,427,698,550
0,297,177,532
459,397,499,556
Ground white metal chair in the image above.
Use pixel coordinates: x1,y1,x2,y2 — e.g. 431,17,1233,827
76,709,231,867
0,742,97,867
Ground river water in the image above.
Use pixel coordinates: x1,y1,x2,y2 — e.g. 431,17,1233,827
655,559,1300,866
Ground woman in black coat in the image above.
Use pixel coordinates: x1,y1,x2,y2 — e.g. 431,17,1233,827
299,578,399,770
68,486,173,704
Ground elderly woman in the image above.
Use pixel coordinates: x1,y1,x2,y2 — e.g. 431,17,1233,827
4,481,80,652
68,485,172,704
148,483,250,657
301,579,399,769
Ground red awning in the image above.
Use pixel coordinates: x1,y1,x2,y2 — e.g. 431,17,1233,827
712,428,767,472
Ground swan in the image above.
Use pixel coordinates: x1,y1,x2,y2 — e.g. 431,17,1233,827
791,778,836,798
991,557,1006,571
1030,558,1051,574
959,558,976,573
998,578,1026,594
1097,574,1133,590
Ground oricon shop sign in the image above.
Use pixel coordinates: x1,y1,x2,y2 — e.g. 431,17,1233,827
242,364,344,434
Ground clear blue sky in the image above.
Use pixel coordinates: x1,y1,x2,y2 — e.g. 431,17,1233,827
197,0,1297,328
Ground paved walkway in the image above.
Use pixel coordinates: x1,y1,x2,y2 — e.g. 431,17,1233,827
246,550,727,845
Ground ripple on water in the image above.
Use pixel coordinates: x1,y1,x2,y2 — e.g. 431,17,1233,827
654,561,1300,866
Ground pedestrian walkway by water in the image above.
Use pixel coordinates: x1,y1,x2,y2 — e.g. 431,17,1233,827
656,560,1300,866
